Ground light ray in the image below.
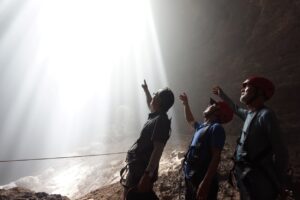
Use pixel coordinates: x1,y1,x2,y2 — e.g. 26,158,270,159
0,0,175,195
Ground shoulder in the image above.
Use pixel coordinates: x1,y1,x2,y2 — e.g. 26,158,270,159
209,123,226,148
259,107,274,115
153,113,171,129
152,113,171,142
209,123,225,140
156,113,170,123
209,123,225,133
194,121,204,130
257,107,278,122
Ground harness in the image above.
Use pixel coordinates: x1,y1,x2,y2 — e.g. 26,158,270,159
182,124,212,185
120,142,139,187
120,115,171,187
183,125,211,168
229,109,280,191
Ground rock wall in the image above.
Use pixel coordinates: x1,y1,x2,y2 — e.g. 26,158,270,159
152,0,300,175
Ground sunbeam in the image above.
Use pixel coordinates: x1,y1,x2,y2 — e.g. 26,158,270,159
0,0,175,194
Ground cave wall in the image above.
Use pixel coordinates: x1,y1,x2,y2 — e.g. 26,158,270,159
151,0,300,168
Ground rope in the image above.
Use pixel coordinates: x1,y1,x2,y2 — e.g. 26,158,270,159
0,151,127,163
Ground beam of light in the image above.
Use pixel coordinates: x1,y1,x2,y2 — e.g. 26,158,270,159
0,0,177,196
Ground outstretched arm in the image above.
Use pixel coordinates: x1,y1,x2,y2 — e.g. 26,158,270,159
179,92,196,129
213,86,247,120
142,80,152,111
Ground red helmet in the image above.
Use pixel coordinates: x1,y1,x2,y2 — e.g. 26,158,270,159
243,76,275,100
210,98,233,124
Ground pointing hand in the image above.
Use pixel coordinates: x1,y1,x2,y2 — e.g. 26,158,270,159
142,79,148,90
179,92,189,105
212,86,222,96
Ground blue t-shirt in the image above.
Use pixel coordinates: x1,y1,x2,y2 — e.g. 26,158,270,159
185,122,225,179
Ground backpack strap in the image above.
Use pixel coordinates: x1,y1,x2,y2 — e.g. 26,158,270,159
243,107,274,164
182,123,211,166
232,110,259,162
230,108,281,190
228,110,259,187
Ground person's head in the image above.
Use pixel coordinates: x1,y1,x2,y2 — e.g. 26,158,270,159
240,76,275,106
203,98,233,124
150,88,174,113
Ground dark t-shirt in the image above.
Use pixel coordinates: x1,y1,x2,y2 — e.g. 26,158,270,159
128,111,171,165
123,112,171,187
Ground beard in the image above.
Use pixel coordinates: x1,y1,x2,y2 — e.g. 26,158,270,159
240,95,247,104
240,92,254,105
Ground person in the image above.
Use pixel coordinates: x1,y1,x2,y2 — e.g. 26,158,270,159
120,80,174,200
213,76,289,200
179,92,233,200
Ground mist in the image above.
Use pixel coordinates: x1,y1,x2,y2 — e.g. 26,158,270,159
0,0,177,186
1,0,300,198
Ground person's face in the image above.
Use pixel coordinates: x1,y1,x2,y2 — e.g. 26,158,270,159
150,91,161,111
240,81,256,104
203,103,219,118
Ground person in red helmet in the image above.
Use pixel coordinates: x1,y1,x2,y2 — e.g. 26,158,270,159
179,92,233,200
213,76,289,200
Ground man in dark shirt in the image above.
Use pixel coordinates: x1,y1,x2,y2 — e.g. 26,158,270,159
121,80,174,199
213,76,289,200
179,92,233,200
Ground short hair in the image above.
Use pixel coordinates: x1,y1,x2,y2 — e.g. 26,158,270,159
158,88,174,113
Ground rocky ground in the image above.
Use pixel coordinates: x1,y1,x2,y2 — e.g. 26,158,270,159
60,143,241,200
1,142,298,200
0,187,70,200
77,142,299,200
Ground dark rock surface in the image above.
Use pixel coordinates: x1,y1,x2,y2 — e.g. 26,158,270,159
153,0,300,191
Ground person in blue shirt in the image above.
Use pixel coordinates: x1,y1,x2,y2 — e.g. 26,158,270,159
213,76,289,200
179,92,233,200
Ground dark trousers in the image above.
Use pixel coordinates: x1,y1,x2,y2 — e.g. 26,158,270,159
122,168,157,200
185,176,219,200
123,187,159,200
235,165,279,200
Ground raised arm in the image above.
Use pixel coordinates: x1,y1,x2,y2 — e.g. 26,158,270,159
179,92,196,129
142,80,152,111
213,86,247,120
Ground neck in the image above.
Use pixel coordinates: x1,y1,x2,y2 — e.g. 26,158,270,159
150,105,160,113
204,117,216,124
247,98,264,112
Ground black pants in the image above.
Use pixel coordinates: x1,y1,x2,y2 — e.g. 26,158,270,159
124,187,159,200
234,165,279,200
121,163,158,200
185,176,219,200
